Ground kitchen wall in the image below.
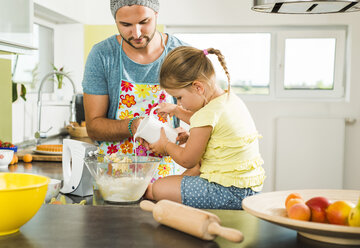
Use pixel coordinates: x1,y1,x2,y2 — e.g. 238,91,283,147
0,55,12,141
11,0,360,191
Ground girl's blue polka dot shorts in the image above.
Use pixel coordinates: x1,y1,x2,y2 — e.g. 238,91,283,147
181,176,258,210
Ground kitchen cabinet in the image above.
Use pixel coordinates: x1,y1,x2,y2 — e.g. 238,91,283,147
0,0,36,53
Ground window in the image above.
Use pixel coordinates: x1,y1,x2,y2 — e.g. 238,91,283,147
12,23,54,93
173,31,271,95
167,26,347,99
276,30,345,98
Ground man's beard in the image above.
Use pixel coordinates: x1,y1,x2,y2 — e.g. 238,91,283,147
120,28,157,49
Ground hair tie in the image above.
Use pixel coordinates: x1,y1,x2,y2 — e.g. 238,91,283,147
203,49,209,56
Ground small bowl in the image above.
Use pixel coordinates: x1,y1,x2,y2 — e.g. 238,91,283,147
45,179,62,203
0,150,14,167
0,173,50,236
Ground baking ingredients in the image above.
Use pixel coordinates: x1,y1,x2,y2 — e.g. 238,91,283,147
96,175,149,202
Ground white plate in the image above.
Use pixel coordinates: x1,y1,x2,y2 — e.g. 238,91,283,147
33,149,62,155
242,189,360,245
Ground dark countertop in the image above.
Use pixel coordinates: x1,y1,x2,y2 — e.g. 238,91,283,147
0,161,355,248
0,204,327,248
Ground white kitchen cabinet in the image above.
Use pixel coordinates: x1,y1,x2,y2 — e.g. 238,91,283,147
0,0,36,53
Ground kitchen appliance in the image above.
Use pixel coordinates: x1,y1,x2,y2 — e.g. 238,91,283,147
252,0,360,14
60,139,97,197
140,200,244,243
75,93,85,124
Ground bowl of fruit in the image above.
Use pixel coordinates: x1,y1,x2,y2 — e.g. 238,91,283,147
0,140,18,153
242,189,360,245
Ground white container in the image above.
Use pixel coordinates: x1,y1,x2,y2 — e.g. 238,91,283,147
134,107,178,144
0,150,14,167
45,179,62,203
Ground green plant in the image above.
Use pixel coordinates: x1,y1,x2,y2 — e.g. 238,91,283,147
52,65,69,89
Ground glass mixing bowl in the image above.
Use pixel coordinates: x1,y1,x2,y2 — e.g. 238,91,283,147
84,154,160,204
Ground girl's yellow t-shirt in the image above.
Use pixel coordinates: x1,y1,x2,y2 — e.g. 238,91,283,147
190,92,265,191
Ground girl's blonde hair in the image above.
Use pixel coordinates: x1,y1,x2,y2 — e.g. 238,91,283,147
159,46,231,93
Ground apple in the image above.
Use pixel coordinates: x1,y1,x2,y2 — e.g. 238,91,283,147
326,200,355,225
305,196,331,223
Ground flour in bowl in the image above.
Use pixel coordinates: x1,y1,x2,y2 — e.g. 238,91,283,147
96,175,149,202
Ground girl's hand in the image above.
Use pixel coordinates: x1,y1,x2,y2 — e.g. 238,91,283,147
157,102,177,119
149,127,170,155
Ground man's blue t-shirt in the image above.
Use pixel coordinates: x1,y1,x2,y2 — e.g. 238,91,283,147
82,34,187,120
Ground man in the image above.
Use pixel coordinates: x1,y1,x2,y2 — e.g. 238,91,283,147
82,0,187,179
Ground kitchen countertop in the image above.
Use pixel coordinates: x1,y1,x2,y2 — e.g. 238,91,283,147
0,161,352,248
0,204,334,248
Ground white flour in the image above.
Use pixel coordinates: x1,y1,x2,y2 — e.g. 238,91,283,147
96,176,149,202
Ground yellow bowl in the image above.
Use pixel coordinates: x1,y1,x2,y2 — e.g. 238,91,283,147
0,173,50,236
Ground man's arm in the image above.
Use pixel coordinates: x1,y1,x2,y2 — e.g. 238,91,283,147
84,93,141,141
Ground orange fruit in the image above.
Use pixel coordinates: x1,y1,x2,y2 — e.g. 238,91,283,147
10,154,18,165
326,200,355,225
23,154,33,163
285,193,303,208
286,198,304,211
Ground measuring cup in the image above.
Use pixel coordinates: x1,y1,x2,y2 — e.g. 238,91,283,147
134,107,178,144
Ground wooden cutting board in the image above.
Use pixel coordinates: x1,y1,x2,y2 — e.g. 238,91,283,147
17,148,62,162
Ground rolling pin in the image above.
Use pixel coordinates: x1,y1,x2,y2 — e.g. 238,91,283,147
140,200,244,243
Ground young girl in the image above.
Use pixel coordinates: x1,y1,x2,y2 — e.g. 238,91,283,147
147,46,265,210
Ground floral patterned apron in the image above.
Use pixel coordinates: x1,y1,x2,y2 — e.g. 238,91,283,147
98,34,183,182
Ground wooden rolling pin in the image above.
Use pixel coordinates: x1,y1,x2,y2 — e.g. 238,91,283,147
140,200,244,243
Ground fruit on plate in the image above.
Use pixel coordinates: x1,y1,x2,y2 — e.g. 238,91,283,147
286,198,304,211
348,197,360,227
287,202,311,221
285,193,303,208
305,196,331,223
326,200,355,225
